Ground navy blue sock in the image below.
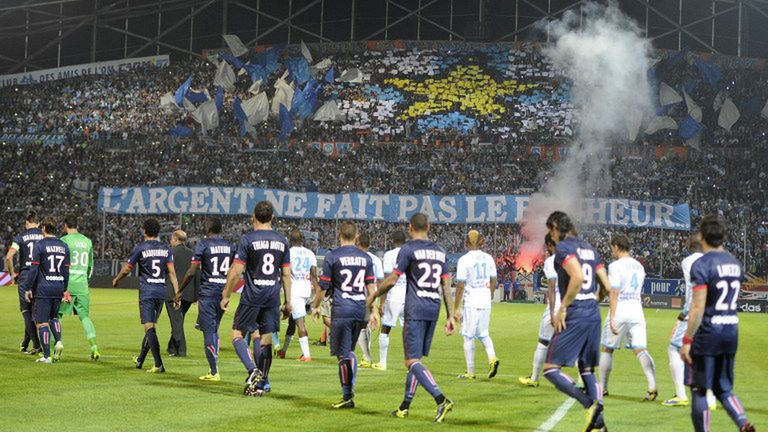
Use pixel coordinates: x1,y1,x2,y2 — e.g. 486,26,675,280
38,326,51,358
400,368,419,410
24,312,40,349
50,319,62,343
252,336,262,364
137,333,149,364
544,368,593,408
203,331,218,375
233,337,256,372
338,356,355,400
691,389,710,432
718,391,748,429
145,327,163,367
410,362,444,404
257,344,272,388
580,368,602,405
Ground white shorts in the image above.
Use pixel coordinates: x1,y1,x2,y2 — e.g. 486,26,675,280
461,307,491,339
382,300,404,328
290,296,310,320
669,319,688,349
538,308,555,343
601,319,647,350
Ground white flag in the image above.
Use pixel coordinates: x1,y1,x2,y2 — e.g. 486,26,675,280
684,91,702,122
718,98,740,131
659,82,682,106
159,92,177,109
313,100,345,122
222,34,248,57
213,61,236,91
192,99,219,132
271,78,294,115
339,68,363,83
645,116,677,134
300,40,313,63
242,92,270,124
760,99,768,119
248,80,262,95
313,57,332,70
626,109,643,141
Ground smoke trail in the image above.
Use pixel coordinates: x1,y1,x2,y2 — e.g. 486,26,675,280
515,2,654,271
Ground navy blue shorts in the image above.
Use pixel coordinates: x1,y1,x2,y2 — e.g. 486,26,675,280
546,317,601,368
33,298,61,324
197,297,224,333
330,318,366,357
232,303,280,335
139,298,164,324
403,319,437,360
686,353,735,394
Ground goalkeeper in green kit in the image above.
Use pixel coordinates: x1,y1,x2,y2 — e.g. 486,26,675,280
56,214,100,360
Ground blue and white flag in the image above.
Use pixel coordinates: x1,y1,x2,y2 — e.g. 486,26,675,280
174,75,193,107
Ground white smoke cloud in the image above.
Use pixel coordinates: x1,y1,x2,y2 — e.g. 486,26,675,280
516,1,654,270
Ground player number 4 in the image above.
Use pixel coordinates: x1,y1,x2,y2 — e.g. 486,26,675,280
715,280,740,311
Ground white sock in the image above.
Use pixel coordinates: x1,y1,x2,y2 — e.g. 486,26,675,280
599,352,613,392
283,335,293,353
532,342,548,382
668,345,688,399
378,333,389,368
298,336,310,358
479,335,496,361
357,328,372,362
637,350,657,391
463,337,475,375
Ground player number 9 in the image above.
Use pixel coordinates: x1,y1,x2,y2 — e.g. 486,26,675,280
581,264,593,291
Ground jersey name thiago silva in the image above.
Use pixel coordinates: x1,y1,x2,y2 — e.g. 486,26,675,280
234,230,291,307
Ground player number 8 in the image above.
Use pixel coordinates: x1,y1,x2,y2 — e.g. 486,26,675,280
262,253,275,275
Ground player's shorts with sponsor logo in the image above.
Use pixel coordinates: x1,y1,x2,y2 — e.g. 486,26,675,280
669,319,689,349
601,318,648,350
382,299,405,328
538,307,555,344
330,318,366,357
547,315,601,368
232,302,280,334
58,293,91,318
290,295,310,320
460,306,491,339
33,297,62,323
139,298,164,324
686,353,736,394
403,319,437,359
197,295,225,332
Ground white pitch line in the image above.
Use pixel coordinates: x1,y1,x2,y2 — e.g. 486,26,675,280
535,398,576,432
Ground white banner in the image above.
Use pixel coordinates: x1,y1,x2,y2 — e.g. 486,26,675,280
0,55,170,88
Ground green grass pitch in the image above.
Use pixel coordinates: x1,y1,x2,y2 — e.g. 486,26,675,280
1,287,766,431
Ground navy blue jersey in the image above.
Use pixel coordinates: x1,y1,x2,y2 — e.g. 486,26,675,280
192,237,235,298
319,245,375,320
689,251,743,356
127,240,174,300
234,229,290,307
554,236,604,320
394,239,449,321
12,227,43,272
24,236,70,298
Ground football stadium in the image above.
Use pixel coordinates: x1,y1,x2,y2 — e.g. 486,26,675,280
1,0,767,430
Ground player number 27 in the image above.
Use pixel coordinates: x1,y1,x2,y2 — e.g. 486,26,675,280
715,280,740,311
417,263,442,289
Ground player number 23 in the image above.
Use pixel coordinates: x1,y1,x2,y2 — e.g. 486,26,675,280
417,263,442,290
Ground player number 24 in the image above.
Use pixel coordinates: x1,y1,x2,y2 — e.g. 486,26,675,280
715,280,740,311
340,269,365,292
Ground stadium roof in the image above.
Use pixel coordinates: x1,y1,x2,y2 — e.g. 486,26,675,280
2,0,768,74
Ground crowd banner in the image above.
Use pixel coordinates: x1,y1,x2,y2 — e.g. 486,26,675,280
99,187,692,230
0,133,66,145
642,278,685,296
0,55,170,88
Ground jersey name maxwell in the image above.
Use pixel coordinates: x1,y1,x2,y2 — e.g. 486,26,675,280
141,249,169,259
251,240,286,252
717,264,741,278
576,248,595,261
340,256,368,266
414,249,446,262
45,245,67,254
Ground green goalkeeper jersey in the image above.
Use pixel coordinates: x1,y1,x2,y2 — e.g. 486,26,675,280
61,232,93,295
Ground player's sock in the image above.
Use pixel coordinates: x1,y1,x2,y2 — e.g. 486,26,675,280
137,333,150,364
272,332,280,348
544,368,593,408
379,333,390,368
400,368,419,410
718,391,749,428
204,331,218,375
145,327,163,368
338,354,356,400
252,336,262,363
479,335,496,361
298,336,311,358
50,319,62,343
463,337,475,375
599,352,613,393
233,337,256,371
410,362,445,404
38,326,51,358
580,369,602,405
636,350,657,391
531,342,548,382
668,345,688,399
356,328,372,362
691,389,711,432
282,335,293,353
257,344,273,384
81,317,97,347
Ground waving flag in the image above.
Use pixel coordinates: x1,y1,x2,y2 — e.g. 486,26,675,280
324,67,335,83
233,96,252,136
213,61,236,91
174,75,193,107
285,57,310,84
679,115,703,139
214,86,224,112
251,45,283,75
695,57,722,88
279,105,294,140
219,51,245,71
244,63,268,84
223,34,249,57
